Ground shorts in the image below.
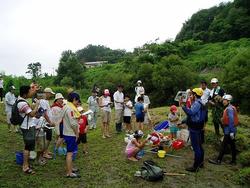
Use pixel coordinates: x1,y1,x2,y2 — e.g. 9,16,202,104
102,110,111,123
123,116,131,124
170,126,179,134
77,133,87,144
115,109,123,124
21,128,35,151
136,115,144,123
126,147,136,158
44,127,52,141
64,135,78,153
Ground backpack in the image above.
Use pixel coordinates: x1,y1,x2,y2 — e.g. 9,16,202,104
10,99,27,125
140,160,164,181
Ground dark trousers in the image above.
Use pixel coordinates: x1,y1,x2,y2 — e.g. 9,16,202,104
218,134,236,162
0,88,3,101
190,129,204,168
213,121,223,136
116,123,122,132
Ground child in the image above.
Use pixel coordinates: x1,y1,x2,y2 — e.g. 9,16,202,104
77,106,89,154
125,130,149,161
99,89,112,138
168,105,179,139
124,95,133,134
134,97,144,130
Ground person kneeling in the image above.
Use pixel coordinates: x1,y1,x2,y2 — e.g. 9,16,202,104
125,130,148,161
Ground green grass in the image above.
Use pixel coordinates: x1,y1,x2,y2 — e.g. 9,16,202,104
0,103,248,188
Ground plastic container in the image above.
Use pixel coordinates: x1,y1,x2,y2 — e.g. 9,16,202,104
16,151,23,165
157,150,166,158
172,140,184,150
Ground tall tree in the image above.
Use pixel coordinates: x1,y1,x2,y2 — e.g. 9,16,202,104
26,62,42,79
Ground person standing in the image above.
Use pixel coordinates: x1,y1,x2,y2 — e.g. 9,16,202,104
99,89,112,138
134,80,144,102
18,85,39,174
0,76,4,102
209,94,238,165
181,88,205,172
87,90,99,130
200,80,211,144
140,91,151,129
62,92,81,178
113,85,124,133
39,88,55,159
5,86,17,132
208,78,225,136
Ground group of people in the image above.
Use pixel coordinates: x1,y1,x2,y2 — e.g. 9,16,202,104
1,77,238,177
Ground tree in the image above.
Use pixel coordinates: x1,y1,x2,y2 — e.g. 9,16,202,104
56,50,85,88
26,62,42,79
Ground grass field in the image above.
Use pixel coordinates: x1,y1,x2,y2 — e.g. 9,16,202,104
0,103,248,188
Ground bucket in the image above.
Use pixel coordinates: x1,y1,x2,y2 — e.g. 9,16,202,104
16,151,23,165
157,150,166,158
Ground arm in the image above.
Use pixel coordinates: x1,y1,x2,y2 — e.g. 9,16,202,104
132,139,147,149
182,102,201,116
28,101,39,117
227,107,236,133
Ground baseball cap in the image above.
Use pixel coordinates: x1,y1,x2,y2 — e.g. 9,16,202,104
44,88,55,95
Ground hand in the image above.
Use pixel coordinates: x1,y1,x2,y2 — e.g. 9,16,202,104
230,133,235,140
75,134,79,142
146,134,152,140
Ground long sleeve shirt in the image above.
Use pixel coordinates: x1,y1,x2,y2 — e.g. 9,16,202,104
5,92,16,112
224,105,236,134
182,99,202,123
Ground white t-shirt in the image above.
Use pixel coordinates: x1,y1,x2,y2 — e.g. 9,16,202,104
32,117,45,129
5,92,16,112
124,100,133,117
39,99,52,121
51,105,64,126
201,88,211,105
17,97,33,129
113,91,124,110
100,96,111,112
0,79,3,88
87,96,99,112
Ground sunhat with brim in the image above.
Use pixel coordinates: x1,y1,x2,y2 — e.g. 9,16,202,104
55,93,64,101
44,88,55,95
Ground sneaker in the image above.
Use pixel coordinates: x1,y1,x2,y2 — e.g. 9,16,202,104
66,173,81,178
106,135,111,138
102,135,106,139
208,159,221,165
185,166,198,172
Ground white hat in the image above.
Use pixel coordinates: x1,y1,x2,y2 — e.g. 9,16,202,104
137,80,142,84
55,93,64,101
77,106,84,112
211,78,219,83
223,94,232,101
10,86,16,90
104,89,110,95
44,88,55,94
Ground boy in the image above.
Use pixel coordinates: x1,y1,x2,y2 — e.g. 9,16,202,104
77,106,89,154
134,97,144,130
123,95,133,134
113,85,124,133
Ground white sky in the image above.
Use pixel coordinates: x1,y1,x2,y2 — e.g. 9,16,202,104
0,0,231,76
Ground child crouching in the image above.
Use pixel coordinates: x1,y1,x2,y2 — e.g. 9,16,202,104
125,130,148,161
77,106,89,154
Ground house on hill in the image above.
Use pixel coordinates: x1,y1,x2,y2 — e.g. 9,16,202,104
82,61,108,68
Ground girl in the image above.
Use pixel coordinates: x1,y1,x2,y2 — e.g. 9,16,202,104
168,105,179,139
123,95,133,134
125,130,148,161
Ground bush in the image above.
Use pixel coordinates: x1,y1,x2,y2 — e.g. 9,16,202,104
236,167,250,185
50,86,68,98
236,133,250,152
238,151,250,167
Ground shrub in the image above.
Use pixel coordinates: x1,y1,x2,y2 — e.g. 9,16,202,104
238,151,250,167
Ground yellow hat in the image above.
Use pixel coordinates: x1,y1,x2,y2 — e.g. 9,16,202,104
192,88,203,97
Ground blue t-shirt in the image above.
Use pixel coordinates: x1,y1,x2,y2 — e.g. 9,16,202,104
135,103,144,117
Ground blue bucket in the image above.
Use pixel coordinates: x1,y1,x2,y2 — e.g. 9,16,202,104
16,151,23,165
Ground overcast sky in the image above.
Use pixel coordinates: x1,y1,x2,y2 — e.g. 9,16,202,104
0,0,231,76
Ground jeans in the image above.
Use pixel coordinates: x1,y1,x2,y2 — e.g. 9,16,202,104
189,129,204,168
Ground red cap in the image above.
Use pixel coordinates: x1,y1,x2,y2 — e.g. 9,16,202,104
170,105,178,113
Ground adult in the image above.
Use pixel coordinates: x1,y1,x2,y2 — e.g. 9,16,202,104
140,91,151,128
134,80,145,102
209,94,237,165
0,76,3,102
51,93,64,155
181,88,205,172
39,87,55,159
18,85,39,174
5,86,17,132
87,90,99,130
62,92,81,178
113,85,124,133
200,80,211,144
99,89,112,138
208,78,225,136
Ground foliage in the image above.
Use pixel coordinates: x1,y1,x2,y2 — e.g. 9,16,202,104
236,167,250,185
239,151,250,167
176,0,250,42
26,62,42,79
222,49,250,113
56,50,85,88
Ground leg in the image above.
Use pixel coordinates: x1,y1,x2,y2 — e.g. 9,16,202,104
229,135,236,162
189,129,203,169
23,149,30,170
217,135,230,161
66,152,73,175
128,147,140,161
93,111,98,129
213,121,220,136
